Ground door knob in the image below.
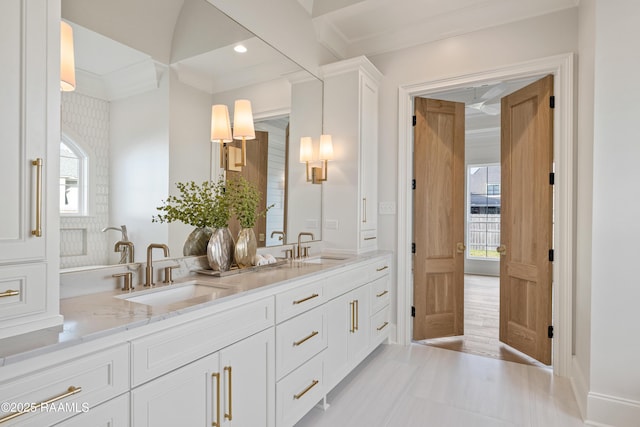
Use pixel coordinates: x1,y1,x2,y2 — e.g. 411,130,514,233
497,245,506,256
456,242,466,253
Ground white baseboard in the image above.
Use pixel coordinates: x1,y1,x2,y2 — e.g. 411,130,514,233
586,392,640,427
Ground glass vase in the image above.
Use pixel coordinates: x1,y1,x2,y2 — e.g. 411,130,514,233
234,228,257,268
207,227,235,272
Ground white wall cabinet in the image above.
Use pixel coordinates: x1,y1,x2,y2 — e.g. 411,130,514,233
322,57,382,253
0,0,62,338
132,328,275,427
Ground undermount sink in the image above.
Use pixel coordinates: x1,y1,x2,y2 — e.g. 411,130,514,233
117,281,233,307
300,255,350,264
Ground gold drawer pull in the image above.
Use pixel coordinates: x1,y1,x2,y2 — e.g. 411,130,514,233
355,299,359,331
293,331,319,347
212,373,220,427
293,379,319,400
293,293,319,305
224,366,232,421
377,321,389,331
31,158,43,237
0,290,19,298
349,301,355,333
376,266,388,272
0,386,82,424
364,236,376,241
376,290,389,298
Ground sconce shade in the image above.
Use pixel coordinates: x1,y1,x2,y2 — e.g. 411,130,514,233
319,134,334,161
232,99,255,140
60,21,76,92
299,137,314,163
211,105,232,142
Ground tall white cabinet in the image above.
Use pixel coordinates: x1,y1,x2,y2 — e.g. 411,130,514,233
322,56,382,253
0,0,62,338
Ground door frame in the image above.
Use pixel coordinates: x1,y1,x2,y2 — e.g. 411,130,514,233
396,53,574,377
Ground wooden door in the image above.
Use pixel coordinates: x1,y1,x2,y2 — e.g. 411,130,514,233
227,130,269,247
499,75,554,365
413,98,465,340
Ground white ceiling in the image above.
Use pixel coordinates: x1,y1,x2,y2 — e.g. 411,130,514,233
301,0,579,58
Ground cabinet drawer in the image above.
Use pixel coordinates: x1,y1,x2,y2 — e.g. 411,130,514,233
370,306,391,345
54,393,129,427
0,344,129,427
370,257,391,282
0,263,46,323
276,352,324,427
370,276,390,315
275,279,325,323
359,229,377,250
276,306,327,380
131,297,274,386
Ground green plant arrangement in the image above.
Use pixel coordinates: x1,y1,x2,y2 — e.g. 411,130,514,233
226,175,273,228
152,177,230,229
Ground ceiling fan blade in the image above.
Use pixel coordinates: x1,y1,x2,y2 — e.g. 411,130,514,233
481,82,508,101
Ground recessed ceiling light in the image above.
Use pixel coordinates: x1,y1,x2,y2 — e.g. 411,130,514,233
234,45,247,53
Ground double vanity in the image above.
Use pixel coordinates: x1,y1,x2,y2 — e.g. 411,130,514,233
0,252,391,426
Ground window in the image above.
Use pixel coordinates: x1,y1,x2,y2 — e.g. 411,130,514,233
60,138,87,215
467,164,501,259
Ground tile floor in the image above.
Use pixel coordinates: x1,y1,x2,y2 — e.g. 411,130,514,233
296,344,586,427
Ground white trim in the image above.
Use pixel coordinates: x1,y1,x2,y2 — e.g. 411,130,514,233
586,392,640,427
396,53,575,377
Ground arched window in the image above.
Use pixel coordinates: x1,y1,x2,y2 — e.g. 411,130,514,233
60,136,88,215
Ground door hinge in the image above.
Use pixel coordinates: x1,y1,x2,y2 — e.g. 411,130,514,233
412,179,416,190
411,243,416,254
411,306,416,317
412,115,417,126
550,96,555,109
549,249,554,262
549,172,555,185
548,325,554,339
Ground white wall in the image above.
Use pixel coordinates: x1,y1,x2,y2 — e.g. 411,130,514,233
167,70,216,255
110,69,170,262
586,1,640,424
368,8,579,327
573,0,595,416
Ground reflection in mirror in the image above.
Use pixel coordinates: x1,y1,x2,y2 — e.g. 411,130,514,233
59,0,323,270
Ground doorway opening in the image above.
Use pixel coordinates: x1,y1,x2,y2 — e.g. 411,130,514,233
413,77,551,367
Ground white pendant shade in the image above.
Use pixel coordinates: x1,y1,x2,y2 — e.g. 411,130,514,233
232,99,255,140
60,21,76,92
319,134,334,161
299,137,314,163
211,105,233,142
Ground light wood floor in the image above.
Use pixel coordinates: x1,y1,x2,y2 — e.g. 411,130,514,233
296,344,585,427
419,274,547,368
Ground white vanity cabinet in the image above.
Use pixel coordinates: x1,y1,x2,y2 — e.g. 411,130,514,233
0,344,129,426
132,328,274,427
322,56,382,253
54,394,130,427
0,0,62,338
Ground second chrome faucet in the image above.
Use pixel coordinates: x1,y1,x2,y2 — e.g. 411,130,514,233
144,243,170,287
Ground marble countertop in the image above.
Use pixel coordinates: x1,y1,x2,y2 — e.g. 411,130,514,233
0,252,390,367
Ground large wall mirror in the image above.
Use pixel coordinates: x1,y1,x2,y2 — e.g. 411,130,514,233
60,0,323,270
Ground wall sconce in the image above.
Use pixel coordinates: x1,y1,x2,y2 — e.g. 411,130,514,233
232,99,255,167
300,134,333,184
211,104,233,169
60,21,76,92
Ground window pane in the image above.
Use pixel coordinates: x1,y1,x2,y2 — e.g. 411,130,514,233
60,142,80,214
468,165,501,259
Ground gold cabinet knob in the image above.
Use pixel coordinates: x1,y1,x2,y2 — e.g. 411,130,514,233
497,245,506,255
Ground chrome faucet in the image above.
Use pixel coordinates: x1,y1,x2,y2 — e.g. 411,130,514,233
114,241,135,264
297,232,315,259
144,243,170,287
270,230,286,242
